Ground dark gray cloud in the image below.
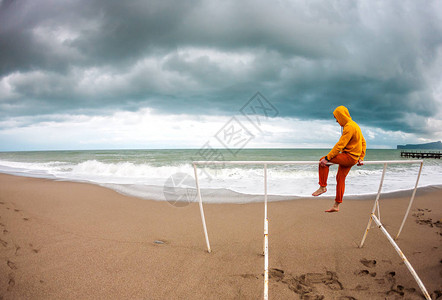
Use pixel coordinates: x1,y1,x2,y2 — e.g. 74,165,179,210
0,0,441,135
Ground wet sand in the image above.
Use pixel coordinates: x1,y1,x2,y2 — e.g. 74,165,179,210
0,173,441,299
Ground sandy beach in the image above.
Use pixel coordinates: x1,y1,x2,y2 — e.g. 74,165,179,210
0,173,441,299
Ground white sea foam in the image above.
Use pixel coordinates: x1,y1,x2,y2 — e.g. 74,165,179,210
0,156,441,203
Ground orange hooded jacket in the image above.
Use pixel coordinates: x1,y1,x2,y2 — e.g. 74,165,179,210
326,106,366,162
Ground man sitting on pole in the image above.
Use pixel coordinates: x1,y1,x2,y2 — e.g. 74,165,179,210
312,105,366,213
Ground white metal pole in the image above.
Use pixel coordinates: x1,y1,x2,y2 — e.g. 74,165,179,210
263,163,268,255
395,161,423,240
193,163,211,253
377,163,387,221
263,164,269,300
371,215,431,300
192,160,423,166
360,163,387,248
264,218,269,300
359,216,373,249
264,164,268,225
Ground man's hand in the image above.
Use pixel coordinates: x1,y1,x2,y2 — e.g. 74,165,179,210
357,158,364,166
320,158,329,167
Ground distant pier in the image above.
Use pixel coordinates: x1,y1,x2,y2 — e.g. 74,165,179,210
400,151,441,159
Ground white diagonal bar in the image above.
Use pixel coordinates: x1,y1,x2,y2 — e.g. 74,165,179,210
371,215,431,300
193,163,211,253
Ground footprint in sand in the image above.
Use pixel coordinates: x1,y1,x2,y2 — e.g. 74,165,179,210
268,268,314,296
387,285,419,297
360,258,376,268
413,208,441,228
0,222,8,235
386,271,395,277
270,268,344,298
7,260,17,270
383,271,397,290
303,271,343,291
29,243,39,253
355,269,369,276
0,238,7,247
239,273,259,279
7,273,15,292
268,268,285,281
416,218,434,227
354,269,375,277
353,267,406,296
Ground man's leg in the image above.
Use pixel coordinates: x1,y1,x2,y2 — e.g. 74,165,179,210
312,161,329,196
325,165,352,212
335,164,352,204
325,153,356,212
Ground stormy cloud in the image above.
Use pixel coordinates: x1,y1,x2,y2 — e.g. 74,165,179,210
0,0,441,150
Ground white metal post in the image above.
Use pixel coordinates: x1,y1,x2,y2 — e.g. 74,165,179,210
263,164,269,300
360,162,387,248
264,164,268,222
193,163,211,253
377,163,387,221
395,161,424,240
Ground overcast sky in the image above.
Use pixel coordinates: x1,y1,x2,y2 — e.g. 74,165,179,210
1,0,441,151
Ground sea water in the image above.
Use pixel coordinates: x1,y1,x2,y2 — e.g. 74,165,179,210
0,149,440,203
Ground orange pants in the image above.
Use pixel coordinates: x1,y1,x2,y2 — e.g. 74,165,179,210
319,153,357,203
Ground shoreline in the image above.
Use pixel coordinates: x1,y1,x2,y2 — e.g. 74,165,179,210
0,173,441,299
1,171,441,204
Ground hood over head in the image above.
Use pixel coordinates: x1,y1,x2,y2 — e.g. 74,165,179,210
333,106,352,126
